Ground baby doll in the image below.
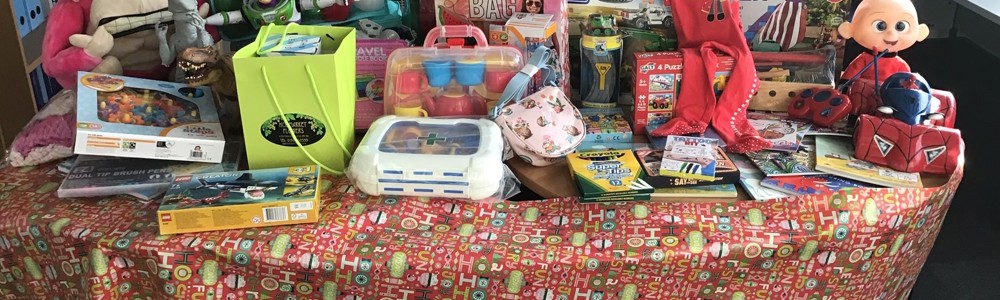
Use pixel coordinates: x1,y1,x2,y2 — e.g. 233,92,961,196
838,0,929,83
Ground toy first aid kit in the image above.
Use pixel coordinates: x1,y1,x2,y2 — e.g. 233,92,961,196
632,52,734,133
383,26,524,118
348,116,505,201
157,165,321,235
75,72,225,163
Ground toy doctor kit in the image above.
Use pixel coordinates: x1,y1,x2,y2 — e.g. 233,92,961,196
347,116,519,201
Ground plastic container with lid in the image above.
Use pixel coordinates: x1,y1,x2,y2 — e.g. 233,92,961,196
383,25,525,117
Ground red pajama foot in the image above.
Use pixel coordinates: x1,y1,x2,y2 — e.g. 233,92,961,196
726,134,772,153
649,119,708,137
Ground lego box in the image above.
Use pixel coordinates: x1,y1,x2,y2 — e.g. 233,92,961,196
632,52,734,133
75,72,225,163
157,165,322,235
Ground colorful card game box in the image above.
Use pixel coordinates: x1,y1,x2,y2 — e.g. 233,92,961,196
157,165,322,235
355,39,409,129
579,107,633,145
75,72,225,163
567,150,652,202
658,135,719,181
632,52,734,133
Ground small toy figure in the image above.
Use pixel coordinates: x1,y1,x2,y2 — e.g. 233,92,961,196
156,0,215,72
838,0,929,83
205,0,347,30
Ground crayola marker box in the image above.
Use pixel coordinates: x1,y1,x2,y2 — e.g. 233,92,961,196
567,150,653,202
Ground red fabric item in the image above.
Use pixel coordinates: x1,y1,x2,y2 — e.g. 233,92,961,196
651,0,771,153
841,51,911,83
42,0,101,89
854,114,963,175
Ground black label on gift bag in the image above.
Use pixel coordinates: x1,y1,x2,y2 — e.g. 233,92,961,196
260,114,326,147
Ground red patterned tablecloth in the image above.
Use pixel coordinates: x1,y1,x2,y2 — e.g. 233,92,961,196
0,163,962,299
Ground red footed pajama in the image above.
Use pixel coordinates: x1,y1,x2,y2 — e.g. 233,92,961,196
650,0,771,153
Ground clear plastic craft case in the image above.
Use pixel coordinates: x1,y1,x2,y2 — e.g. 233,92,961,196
347,116,515,201
383,26,525,118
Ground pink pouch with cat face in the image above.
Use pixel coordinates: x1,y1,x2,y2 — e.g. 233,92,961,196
494,86,585,166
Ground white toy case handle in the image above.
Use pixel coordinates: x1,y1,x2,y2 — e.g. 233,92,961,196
423,25,488,48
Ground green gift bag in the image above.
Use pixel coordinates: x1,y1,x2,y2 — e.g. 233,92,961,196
234,24,356,174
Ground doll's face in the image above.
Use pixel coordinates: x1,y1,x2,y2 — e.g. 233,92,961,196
839,0,928,52
524,0,542,14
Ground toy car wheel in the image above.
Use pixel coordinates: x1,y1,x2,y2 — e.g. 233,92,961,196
635,18,649,30
662,16,673,28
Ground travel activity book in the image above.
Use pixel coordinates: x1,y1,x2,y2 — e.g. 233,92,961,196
746,136,822,177
814,136,923,188
729,153,791,200
747,112,811,152
647,124,725,149
567,150,653,202
760,174,869,196
659,136,719,181
636,148,739,188
157,165,322,234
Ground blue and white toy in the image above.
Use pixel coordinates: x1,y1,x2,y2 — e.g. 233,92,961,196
877,72,944,126
349,116,504,201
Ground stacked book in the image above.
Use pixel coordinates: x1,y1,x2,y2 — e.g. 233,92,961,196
576,108,640,152
731,113,921,200
641,128,740,199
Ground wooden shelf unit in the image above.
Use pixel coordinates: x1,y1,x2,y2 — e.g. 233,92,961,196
0,1,47,149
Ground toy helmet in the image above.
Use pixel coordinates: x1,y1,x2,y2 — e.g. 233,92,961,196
877,72,943,125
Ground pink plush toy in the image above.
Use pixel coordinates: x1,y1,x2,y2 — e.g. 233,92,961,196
42,0,216,88
6,90,77,167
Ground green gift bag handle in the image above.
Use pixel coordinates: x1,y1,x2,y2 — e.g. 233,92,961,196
258,24,354,175
256,23,298,56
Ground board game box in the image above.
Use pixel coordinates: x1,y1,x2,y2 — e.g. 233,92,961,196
157,165,322,234
636,148,738,189
567,150,652,202
632,52,734,133
658,135,719,181
579,107,633,146
355,39,409,129
74,72,225,163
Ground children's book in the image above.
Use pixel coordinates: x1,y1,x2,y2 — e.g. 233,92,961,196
636,148,739,188
157,165,322,234
729,154,792,200
747,112,812,152
659,136,719,181
746,136,822,177
651,184,738,199
814,136,923,188
760,174,869,196
567,150,653,202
